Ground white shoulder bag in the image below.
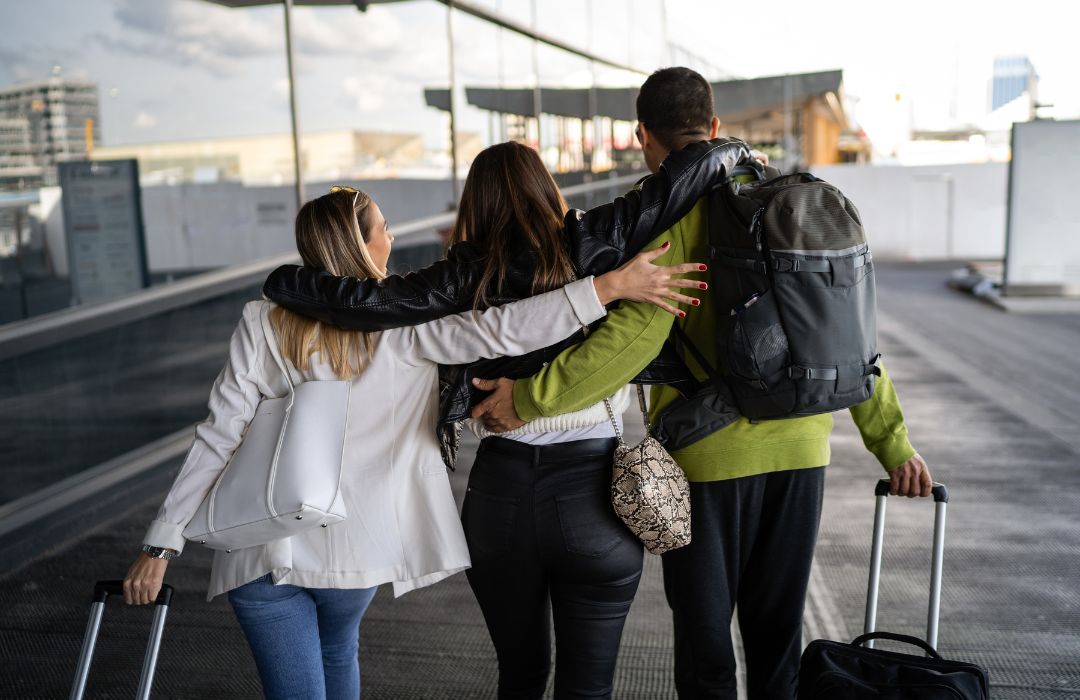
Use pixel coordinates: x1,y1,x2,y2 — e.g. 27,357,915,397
183,305,351,551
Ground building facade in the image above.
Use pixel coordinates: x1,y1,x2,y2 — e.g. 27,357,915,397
0,78,100,190
93,129,481,185
991,55,1038,113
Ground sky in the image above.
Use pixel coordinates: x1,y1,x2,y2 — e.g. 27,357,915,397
1,0,1078,156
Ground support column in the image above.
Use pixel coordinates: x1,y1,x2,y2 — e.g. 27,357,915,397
530,0,542,154
282,0,304,208
446,0,461,202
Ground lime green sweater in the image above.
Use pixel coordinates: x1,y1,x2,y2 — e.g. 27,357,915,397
513,200,916,482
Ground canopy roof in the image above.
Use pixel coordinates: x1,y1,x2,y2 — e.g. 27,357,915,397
426,70,845,125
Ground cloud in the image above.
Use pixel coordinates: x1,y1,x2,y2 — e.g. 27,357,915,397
342,76,387,113
0,45,84,84
113,0,280,59
102,0,404,77
133,111,158,128
291,6,402,56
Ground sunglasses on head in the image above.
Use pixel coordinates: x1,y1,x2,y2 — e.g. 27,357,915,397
329,185,361,207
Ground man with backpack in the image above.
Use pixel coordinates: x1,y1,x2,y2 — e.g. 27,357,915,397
471,67,934,699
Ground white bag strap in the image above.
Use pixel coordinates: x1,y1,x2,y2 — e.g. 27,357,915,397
259,304,299,393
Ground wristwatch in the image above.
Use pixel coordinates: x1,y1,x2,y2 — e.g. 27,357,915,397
142,545,179,560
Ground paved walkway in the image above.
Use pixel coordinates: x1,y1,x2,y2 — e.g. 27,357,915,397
2,262,1079,698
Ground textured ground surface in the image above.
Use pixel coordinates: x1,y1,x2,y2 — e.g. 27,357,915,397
1,262,1078,699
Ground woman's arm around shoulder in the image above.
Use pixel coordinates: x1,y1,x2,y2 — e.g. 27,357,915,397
392,246,705,367
261,244,483,332
390,277,605,368
566,137,751,275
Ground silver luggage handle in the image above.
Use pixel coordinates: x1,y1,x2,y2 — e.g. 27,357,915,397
70,580,173,700
863,479,949,651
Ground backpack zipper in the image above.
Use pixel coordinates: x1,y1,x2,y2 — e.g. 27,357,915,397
811,670,966,699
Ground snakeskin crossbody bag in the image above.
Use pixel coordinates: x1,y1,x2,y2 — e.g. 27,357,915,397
605,385,692,555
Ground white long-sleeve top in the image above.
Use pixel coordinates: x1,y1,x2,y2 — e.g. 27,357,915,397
143,278,607,600
465,386,631,443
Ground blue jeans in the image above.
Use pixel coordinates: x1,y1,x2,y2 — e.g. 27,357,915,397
228,575,378,700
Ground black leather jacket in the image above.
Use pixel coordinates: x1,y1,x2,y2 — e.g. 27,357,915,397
263,138,751,428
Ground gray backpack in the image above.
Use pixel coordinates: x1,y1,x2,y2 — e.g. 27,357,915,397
652,167,881,451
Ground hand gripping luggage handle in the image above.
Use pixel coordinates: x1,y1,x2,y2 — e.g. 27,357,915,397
70,580,174,700
874,479,949,503
851,631,942,660
93,580,174,606
864,479,948,652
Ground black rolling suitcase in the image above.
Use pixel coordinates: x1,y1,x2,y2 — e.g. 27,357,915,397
798,479,989,699
69,580,174,700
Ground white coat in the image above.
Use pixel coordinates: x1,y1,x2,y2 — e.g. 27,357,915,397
142,278,606,600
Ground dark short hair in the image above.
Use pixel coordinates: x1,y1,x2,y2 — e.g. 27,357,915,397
636,67,714,147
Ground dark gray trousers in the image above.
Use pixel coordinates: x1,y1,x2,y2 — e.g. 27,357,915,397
661,466,826,700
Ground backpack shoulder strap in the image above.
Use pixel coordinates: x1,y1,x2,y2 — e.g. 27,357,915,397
671,323,724,389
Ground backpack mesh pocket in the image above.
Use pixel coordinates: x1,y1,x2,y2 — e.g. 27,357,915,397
726,290,797,418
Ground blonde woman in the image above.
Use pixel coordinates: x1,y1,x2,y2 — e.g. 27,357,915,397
121,187,702,700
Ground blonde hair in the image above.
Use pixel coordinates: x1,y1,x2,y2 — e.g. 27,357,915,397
270,188,385,378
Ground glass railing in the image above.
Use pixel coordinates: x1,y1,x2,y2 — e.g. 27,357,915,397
0,173,640,513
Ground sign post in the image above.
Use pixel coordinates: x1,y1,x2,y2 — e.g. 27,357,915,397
58,159,149,305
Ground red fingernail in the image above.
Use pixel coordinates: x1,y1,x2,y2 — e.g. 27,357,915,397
700,283,708,289
662,241,670,248
692,299,700,306
699,265,708,271
679,311,686,318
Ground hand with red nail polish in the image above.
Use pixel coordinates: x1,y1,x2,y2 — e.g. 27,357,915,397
595,249,709,317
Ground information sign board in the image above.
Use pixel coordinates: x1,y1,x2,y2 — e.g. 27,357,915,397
58,160,149,304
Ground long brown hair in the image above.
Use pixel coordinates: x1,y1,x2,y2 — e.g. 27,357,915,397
270,189,385,378
449,141,575,308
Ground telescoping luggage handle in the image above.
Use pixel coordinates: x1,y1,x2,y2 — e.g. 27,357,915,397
863,479,948,651
70,580,173,700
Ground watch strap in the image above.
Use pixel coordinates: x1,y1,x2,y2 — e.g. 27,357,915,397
142,545,178,560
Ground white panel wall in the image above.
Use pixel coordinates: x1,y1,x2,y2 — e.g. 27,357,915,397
40,165,1012,273
811,162,1008,261
1005,120,1080,291
137,178,453,272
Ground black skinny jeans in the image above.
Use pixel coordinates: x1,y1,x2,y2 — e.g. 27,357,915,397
463,437,644,700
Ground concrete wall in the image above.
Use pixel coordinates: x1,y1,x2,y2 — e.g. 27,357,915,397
35,163,1010,275
812,162,1008,260
39,178,455,273
141,177,457,271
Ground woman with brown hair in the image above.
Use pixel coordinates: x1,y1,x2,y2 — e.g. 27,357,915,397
262,138,751,697
120,186,693,700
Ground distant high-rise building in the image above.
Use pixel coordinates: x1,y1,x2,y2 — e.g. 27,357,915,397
991,55,1038,112
0,77,100,190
